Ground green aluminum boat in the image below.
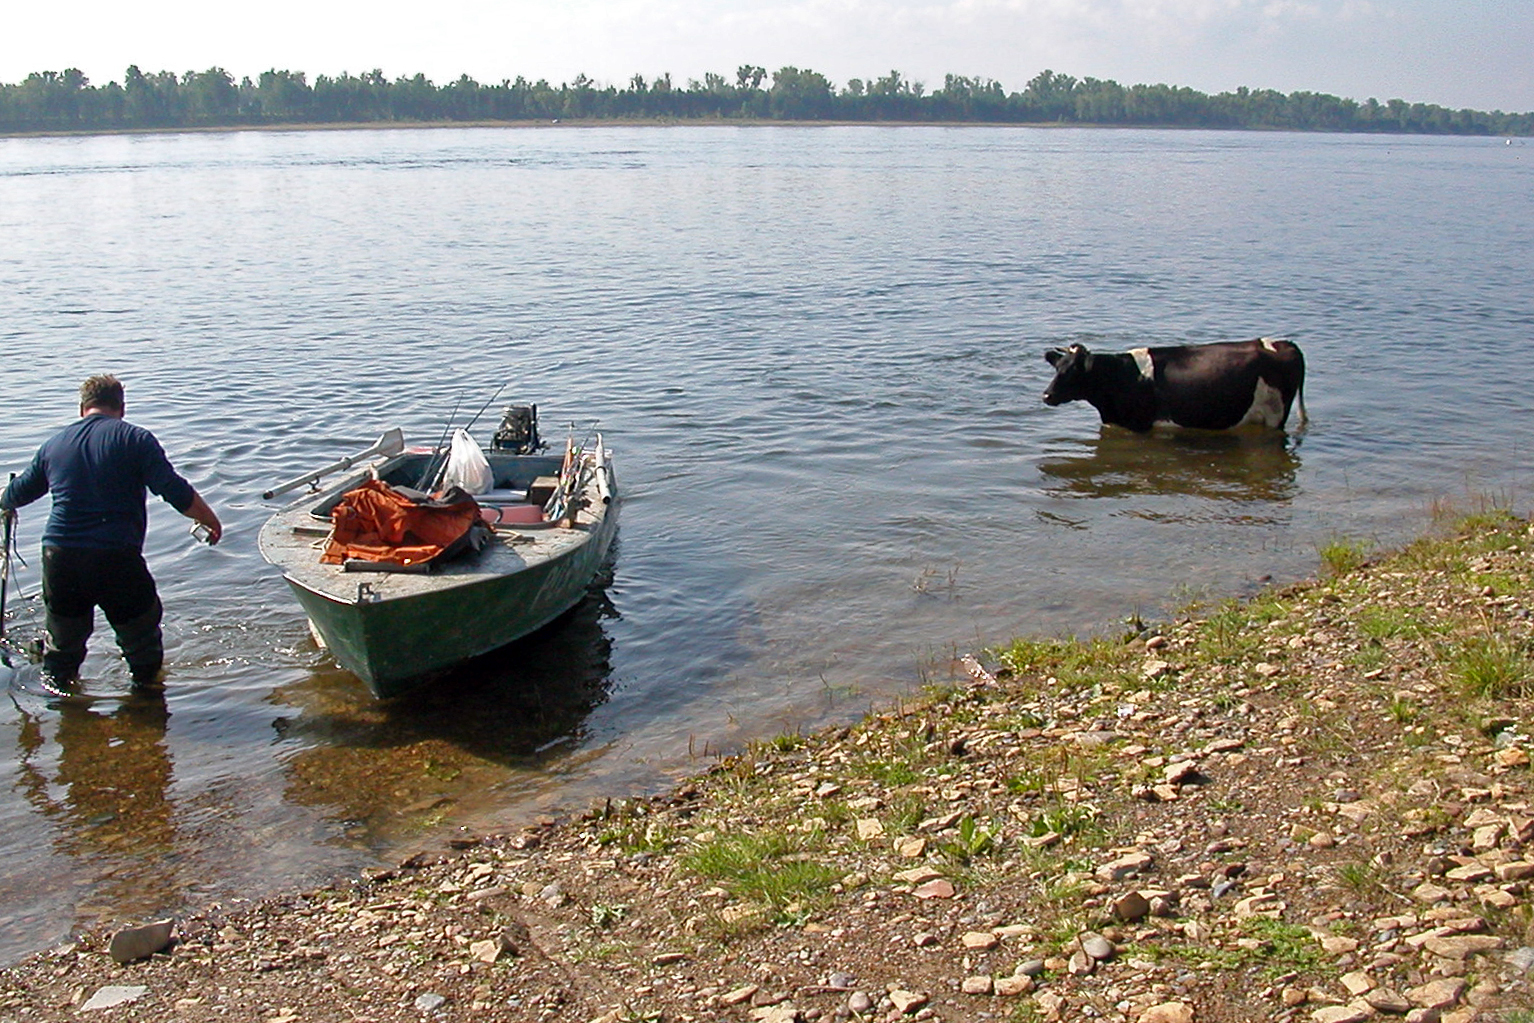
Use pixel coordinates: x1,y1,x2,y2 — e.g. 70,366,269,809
258,410,617,698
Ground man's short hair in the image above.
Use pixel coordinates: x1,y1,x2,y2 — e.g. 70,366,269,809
79,374,125,412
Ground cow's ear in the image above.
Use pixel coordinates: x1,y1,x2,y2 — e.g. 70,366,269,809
1045,349,1062,366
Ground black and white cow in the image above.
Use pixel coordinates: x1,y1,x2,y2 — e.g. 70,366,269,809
1042,338,1307,433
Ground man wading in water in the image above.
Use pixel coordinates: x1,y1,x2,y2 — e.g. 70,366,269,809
0,375,222,689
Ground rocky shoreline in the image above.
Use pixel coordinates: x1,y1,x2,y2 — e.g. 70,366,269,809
5,510,1534,1022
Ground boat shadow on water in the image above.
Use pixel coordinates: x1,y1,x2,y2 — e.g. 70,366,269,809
1036,427,1303,521
266,552,622,842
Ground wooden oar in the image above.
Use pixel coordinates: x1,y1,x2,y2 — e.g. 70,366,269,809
262,428,405,501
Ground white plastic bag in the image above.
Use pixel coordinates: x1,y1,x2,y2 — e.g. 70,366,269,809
440,428,493,495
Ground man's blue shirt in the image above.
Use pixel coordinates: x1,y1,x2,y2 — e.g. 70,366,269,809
1,414,196,550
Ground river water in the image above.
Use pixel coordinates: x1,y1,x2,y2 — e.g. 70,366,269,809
0,125,1530,963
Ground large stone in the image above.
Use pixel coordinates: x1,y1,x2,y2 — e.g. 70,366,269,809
962,931,999,950
1138,1002,1195,1023
1318,935,1360,955
108,919,174,964
1493,861,1534,881
1081,933,1116,961
961,976,993,995
995,975,1035,996
1422,934,1503,960
1364,988,1411,1013
889,990,928,1014
1406,978,1467,1011
1097,851,1154,882
1113,891,1151,922
721,985,760,1006
1234,893,1286,919
855,818,885,841
912,879,956,900
1311,1005,1370,1023
80,986,149,1012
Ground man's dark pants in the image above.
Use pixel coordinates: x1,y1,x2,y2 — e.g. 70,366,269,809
40,546,163,684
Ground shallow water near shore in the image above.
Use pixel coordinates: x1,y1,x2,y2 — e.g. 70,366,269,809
0,125,1530,963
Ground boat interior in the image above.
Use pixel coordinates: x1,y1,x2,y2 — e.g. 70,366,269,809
304,452,571,524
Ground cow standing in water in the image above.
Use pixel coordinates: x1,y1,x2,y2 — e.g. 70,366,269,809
1042,338,1307,433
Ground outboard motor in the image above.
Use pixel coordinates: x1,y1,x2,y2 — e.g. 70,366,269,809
490,404,542,454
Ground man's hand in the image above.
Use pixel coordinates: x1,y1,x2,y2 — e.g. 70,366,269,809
183,493,223,546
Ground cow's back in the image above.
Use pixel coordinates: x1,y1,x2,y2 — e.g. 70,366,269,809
1150,338,1304,430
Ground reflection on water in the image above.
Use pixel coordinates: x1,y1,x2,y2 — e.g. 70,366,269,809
269,571,620,845
1038,427,1303,513
7,687,182,930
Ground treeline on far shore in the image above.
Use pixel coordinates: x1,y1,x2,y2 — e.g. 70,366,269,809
3,65,1531,137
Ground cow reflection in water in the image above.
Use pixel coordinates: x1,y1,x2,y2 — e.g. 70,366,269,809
1038,428,1302,506
13,690,179,911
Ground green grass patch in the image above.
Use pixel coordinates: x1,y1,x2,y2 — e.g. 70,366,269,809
1318,537,1372,576
1445,634,1534,699
991,636,1133,690
680,830,841,916
1355,607,1430,642
1154,918,1330,979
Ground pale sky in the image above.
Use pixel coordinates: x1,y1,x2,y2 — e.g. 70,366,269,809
5,0,1531,112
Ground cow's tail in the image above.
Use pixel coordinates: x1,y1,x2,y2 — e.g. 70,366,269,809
1287,340,1308,429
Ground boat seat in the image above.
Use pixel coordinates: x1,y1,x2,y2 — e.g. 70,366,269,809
481,504,545,526
479,488,529,504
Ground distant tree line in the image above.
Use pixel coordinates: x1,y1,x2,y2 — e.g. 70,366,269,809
2,65,1529,136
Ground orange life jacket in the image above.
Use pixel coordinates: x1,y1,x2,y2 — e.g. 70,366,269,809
321,479,481,569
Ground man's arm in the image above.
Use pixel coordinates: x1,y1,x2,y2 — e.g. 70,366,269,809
179,491,223,546
1,455,48,512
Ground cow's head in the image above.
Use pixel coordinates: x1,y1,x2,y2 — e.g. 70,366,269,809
1043,343,1093,406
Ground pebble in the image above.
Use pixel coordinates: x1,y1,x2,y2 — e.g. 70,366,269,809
1081,933,1116,961
413,992,446,1011
912,879,955,900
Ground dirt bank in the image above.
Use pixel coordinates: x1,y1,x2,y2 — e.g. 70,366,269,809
5,509,1534,1022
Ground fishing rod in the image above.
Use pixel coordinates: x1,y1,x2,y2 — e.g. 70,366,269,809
458,382,510,436
422,383,511,494
414,393,465,491
1,474,14,660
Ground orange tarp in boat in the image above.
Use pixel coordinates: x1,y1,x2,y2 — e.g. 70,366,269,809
321,479,481,568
